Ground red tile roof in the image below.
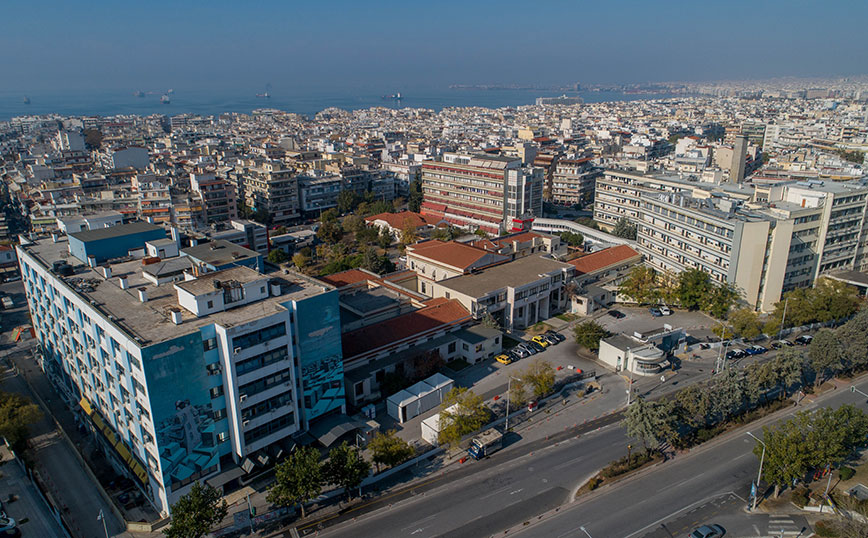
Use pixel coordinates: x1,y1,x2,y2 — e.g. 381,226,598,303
365,211,434,229
318,269,374,288
568,245,641,275
407,240,506,271
492,231,542,247
341,298,471,359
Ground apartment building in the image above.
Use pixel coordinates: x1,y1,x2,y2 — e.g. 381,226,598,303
550,158,601,207
420,153,543,235
240,162,299,224
190,170,238,225
16,223,343,515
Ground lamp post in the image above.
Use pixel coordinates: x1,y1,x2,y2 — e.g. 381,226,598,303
505,376,521,431
746,431,766,510
851,385,868,399
777,297,789,342
97,509,109,538
580,525,594,538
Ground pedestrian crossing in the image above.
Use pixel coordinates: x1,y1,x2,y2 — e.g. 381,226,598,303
763,515,804,537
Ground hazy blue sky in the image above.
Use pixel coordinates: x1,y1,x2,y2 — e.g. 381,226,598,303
2,0,866,92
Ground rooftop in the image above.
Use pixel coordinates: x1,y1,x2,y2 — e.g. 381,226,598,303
181,240,260,267
437,255,573,296
69,221,162,242
569,245,641,275
407,240,508,271
21,236,328,346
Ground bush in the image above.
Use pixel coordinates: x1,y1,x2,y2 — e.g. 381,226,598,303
600,450,657,479
838,466,856,480
814,520,840,537
791,486,810,507
587,476,601,490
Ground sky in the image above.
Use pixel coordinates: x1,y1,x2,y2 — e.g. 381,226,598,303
1,0,866,93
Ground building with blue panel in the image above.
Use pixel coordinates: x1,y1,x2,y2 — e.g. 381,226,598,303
68,221,167,263
16,228,340,516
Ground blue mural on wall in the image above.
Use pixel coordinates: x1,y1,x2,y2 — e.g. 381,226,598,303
142,332,221,492
287,290,345,424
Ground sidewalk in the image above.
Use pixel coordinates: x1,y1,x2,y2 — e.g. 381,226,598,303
0,445,68,537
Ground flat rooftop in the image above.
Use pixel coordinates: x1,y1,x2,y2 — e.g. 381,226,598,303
181,240,259,266
69,221,162,242
437,255,573,296
21,236,330,346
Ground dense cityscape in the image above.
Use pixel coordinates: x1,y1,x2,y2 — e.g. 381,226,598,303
3,3,868,538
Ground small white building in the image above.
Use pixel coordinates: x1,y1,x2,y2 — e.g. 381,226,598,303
421,403,460,445
598,325,686,376
386,373,453,424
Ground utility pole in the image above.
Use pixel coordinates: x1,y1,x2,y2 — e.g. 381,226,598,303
626,362,635,406
505,376,521,431
97,509,109,538
778,297,789,342
746,431,766,510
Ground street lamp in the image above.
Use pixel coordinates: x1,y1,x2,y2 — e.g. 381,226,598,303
746,431,766,511
851,385,868,399
97,509,109,538
580,525,594,538
505,376,522,431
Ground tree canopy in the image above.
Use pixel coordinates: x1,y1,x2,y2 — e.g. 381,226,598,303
573,320,611,352
267,446,322,519
437,387,490,447
0,391,41,452
612,217,637,240
164,482,228,538
322,442,371,500
369,430,414,472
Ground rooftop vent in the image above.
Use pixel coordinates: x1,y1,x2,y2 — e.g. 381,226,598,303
170,310,182,325
138,289,148,303
118,277,129,290
100,266,112,279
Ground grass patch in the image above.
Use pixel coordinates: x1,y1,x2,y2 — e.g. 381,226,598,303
525,322,552,336
446,358,470,371
502,335,523,350
577,450,663,498
556,313,578,322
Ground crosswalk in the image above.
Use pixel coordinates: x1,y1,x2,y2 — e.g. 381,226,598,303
763,515,804,537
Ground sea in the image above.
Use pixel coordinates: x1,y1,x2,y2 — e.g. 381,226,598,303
0,87,684,120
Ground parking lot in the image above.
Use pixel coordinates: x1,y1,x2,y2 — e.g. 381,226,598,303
595,305,719,337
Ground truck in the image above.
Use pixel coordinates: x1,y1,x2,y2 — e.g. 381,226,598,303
467,428,503,460
0,296,12,310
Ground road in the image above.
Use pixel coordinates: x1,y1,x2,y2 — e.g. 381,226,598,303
312,377,865,538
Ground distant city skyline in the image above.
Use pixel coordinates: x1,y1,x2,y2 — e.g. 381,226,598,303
2,0,867,93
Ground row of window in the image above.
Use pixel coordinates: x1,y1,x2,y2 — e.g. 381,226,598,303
233,322,286,350
239,368,292,399
241,390,293,421
243,411,295,445
236,347,288,376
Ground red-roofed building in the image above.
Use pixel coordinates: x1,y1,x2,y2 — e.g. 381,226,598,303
567,245,642,315
405,240,509,295
365,211,441,240
470,230,565,260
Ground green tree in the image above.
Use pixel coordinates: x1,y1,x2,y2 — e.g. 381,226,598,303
400,219,418,245
808,328,843,386
704,282,739,319
674,384,713,429
474,228,490,239
623,397,675,451
508,376,529,411
437,388,490,447
431,226,456,241
322,442,371,501
710,368,746,422
267,446,322,519
558,231,584,247
377,227,392,249
677,268,712,310
573,320,611,352
356,225,380,245
574,217,600,230
728,308,764,339
770,348,806,399
370,200,393,215
0,391,42,452
342,213,366,234
612,217,637,240
811,277,861,323
479,311,500,330
359,246,395,275
838,306,868,373
520,360,556,399
755,420,808,498
618,266,659,305
316,220,344,245
164,482,228,538
408,179,423,213
336,190,360,214
292,252,310,270
267,248,288,265
368,430,414,473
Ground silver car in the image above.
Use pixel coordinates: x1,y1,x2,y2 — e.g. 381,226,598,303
689,524,725,538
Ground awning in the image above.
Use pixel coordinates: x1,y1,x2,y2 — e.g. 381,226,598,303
205,466,246,489
79,397,93,416
310,415,370,448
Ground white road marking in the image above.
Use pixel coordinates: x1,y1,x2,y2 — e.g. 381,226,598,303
510,488,524,495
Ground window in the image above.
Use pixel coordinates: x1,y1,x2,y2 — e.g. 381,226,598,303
209,386,224,399
217,432,229,443
238,368,292,398
207,300,214,309
243,412,295,445
241,390,293,420
236,348,288,376
447,342,456,354
260,286,266,294
233,323,287,350
354,382,364,397
203,338,217,351
212,408,227,420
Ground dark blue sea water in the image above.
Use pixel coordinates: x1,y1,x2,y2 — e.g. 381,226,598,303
0,88,682,120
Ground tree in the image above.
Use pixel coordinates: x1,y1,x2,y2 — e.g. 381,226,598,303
292,252,310,270
251,208,272,226
710,368,746,422
267,446,322,519
558,231,584,247
431,226,456,241
704,282,739,319
321,208,339,222
400,220,418,245
479,311,500,330
618,266,659,305
336,190,360,214
0,391,42,452
342,213,366,234
573,320,610,352
574,217,600,230
674,384,713,429
612,217,637,240
623,397,675,451
520,360,556,399
412,349,444,379
728,308,763,339
359,246,395,275
437,388,490,447
322,442,371,501
83,128,103,150
474,228,489,239
316,220,344,245
408,179,423,213
164,482,228,538
808,328,843,386
508,376,529,410
377,227,392,249
267,248,288,265
355,226,380,245
368,430,414,473
676,268,712,311
392,197,406,211
755,420,808,498
839,306,868,373
810,277,861,323
769,348,806,399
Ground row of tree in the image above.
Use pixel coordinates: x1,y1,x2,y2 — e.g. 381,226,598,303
618,266,739,319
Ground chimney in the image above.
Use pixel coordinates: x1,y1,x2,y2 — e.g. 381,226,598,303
87,255,97,268
119,277,129,290
100,266,112,279
146,216,155,224
170,310,182,324
170,227,180,244
270,282,281,296
51,233,58,243
138,289,148,303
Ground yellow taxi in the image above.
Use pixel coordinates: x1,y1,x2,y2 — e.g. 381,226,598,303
531,335,550,348
495,353,513,365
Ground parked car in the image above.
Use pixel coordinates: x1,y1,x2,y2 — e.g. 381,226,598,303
528,341,546,353
531,336,550,349
527,400,538,413
746,345,767,355
649,307,663,317
518,343,537,355
608,309,626,319
794,334,814,346
771,339,793,349
689,524,725,538
495,353,513,365
726,349,745,360
545,330,565,343
541,334,559,346
659,305,672,316
512,346,530,358
508,349,523,361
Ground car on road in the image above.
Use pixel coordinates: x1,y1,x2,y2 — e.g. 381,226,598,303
544,330,565,343
771,339,793,349
745,345,767,355
531,335,550,349
608,309,626,319
725,349,745,360
688,524,725,538
659,305,672,316
649,307,663,317
794,334,814,346
495,353,513,365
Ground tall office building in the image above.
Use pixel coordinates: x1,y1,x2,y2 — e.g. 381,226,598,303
731,135,748,183
17,222,344,515
420,153,543,234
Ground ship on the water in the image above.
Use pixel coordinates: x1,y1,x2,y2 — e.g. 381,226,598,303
382,92,403,100
133,90,145,98
22,96,30,105
256,92,270,98
161,94,171,104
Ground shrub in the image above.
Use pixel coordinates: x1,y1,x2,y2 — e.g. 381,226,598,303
814,520,840,537
791,486,810,507
838,466,856,480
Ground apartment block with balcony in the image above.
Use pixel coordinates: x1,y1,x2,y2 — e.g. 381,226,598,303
190,170,238,225
550,158,601,207
16,223,343,516
420,153,543,235
240,162,299,224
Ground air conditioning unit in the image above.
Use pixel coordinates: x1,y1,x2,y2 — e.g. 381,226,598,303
239,395,247,402
234,347,242,354
242,420,250,427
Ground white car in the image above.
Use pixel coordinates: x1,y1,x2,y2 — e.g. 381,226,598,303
659,305,672,316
